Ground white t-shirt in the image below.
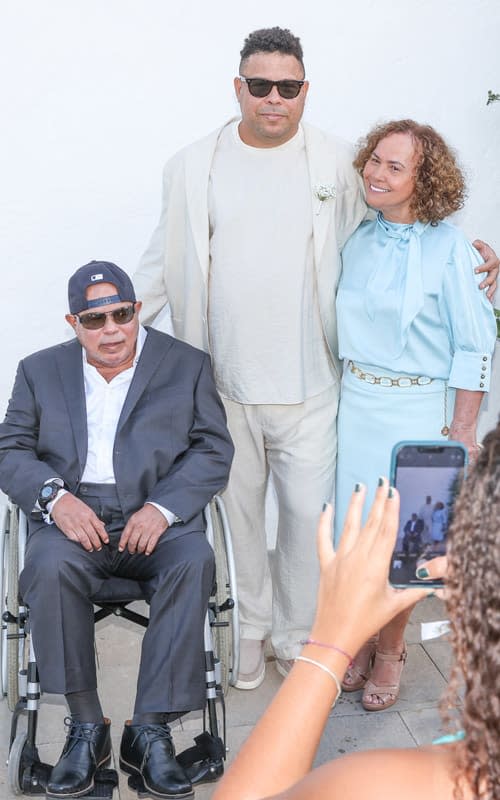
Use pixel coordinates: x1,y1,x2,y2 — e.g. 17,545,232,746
207,122,333,405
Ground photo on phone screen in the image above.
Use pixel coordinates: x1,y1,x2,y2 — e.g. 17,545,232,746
389,441,467,588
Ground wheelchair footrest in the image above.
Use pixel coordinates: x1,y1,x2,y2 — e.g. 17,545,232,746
184,756,224,786
20,760,51,795
177,732,225,785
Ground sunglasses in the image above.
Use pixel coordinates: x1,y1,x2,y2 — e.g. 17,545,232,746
239,76,305,99
74,304,136,330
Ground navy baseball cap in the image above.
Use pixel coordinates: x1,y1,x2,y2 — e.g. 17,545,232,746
68,260,136,314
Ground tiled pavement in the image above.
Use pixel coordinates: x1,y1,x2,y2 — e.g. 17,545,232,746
0,594,451,800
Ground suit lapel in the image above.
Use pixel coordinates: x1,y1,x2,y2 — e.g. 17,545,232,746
116,328,174,432
304,124,337,272
56,339,88,471
184,120,235,283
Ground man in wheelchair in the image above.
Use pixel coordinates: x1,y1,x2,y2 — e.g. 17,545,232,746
0,261,234,799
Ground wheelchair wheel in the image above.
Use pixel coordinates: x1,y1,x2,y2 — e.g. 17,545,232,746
211,505,231,694
0,503,8,697
207,497,239,693
8,730,28,794
2,504,24,711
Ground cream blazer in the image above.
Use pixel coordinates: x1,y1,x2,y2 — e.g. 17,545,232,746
134,119,367,377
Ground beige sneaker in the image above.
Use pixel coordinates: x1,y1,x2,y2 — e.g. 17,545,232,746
234,639,266,690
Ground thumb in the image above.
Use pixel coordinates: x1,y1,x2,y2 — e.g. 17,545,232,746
415,556,447,582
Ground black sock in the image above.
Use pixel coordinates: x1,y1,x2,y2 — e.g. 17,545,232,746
65,689,104,723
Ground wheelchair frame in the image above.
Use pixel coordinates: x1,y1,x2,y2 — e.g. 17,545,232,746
0,497,239,797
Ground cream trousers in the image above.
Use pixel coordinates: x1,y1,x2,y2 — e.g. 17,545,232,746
221,383,339,660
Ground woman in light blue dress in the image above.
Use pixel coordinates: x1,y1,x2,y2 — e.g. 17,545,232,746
334,120,497,711
431,502,448,543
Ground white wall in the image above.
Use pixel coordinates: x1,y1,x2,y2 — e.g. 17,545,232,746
1,0,499,427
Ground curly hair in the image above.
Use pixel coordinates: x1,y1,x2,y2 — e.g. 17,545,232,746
442,419,500,798
353,119,466,224
239,27,304,76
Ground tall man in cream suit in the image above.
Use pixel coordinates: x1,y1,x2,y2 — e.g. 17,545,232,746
133,27,497,688
134,27,365,689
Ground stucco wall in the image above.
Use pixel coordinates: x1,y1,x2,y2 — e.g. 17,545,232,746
1,0,499,432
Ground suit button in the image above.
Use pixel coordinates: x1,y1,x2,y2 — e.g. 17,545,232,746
482,356,487,361
480,382,485,388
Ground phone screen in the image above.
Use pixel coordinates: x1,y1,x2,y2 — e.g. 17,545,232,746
389,442,467,588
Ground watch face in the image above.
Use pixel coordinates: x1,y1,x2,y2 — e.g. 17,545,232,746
39,482,60,508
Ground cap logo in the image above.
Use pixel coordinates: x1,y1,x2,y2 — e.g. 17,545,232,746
90,273,104,281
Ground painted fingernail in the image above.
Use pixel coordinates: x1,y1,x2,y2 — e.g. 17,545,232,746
416,566,430,579
378,477,384,486
427,590,436,598
354,483,362,492
388,487,395,498
322,502,328,511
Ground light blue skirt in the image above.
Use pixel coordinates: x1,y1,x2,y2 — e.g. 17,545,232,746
334,363,454,545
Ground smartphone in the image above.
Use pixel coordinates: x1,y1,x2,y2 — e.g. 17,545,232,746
389,441,467,588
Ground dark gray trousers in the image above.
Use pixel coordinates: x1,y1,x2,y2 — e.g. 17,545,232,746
19,484,215,714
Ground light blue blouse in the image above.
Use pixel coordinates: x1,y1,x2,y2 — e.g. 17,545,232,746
337,213,496,390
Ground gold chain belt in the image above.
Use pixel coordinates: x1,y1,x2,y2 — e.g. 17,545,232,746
348,361,434,388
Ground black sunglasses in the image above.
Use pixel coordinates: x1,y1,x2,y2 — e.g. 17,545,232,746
75,304,136,330
239,76,305,99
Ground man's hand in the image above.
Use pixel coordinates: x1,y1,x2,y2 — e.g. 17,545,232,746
473,239,499,301
51,493,109,552
119,504,168,555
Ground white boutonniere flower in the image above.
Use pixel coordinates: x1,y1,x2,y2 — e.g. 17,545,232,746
314,184,337,215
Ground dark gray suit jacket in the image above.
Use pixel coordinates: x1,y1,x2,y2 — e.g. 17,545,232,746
0,327,234,539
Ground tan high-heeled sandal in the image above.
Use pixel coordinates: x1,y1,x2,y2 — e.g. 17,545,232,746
362,646,407,711
341,636,378,692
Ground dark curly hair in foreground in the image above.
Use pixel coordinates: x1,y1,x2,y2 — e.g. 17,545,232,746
353,119,466,225
443,419,500,799
239,27,304,76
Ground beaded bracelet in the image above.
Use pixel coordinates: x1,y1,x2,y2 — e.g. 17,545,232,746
295,656,342,705
300,638,353,666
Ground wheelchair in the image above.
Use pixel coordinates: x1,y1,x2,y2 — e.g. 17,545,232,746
0,496,239,797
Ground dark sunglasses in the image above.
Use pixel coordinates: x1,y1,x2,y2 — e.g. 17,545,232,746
74,304,136,330
239,76,305,99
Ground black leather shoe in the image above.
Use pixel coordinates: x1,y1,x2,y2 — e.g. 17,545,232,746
120,721,193,799
47,717,111,797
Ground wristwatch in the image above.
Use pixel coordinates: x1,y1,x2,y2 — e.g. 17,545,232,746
38,480,63,510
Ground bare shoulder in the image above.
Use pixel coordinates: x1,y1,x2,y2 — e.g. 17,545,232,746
277,745,460,800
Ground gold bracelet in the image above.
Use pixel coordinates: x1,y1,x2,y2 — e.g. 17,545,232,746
295,656,342,705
